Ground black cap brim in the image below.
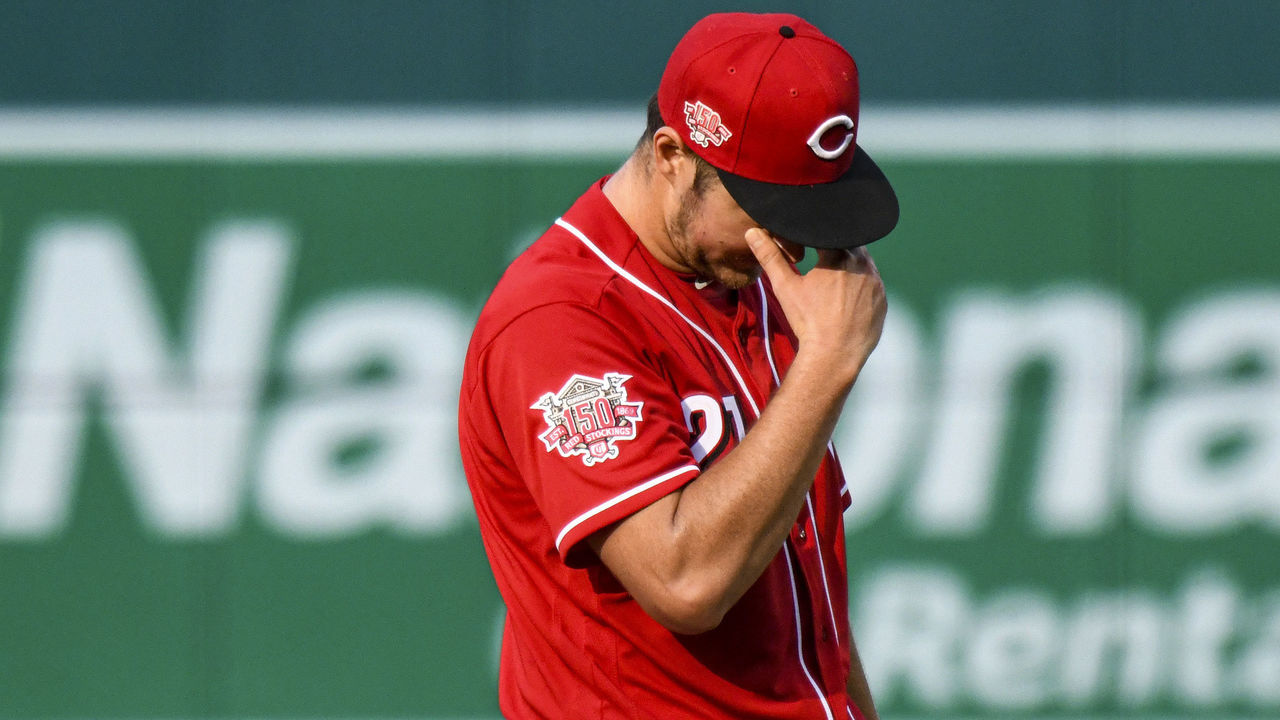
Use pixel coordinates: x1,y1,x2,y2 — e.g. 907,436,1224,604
715,145,899,249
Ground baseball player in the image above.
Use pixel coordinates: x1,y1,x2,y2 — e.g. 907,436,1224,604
459,12,898,719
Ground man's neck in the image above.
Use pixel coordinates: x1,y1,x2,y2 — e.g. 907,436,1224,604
603,157,691,276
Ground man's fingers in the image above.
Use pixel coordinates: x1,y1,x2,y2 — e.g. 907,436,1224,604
813,248,847,269
853,247,880,276
813,246,877,274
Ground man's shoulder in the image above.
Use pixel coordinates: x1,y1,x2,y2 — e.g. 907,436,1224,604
483,178,633,314
485,228,616,320
468,221,645,360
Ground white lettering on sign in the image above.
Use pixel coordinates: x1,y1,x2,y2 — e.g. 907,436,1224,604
855,566,1280,710
838,285,1279,537
0,221,1278,541
836,298,926,527
908,288,1140,535
1131,289,1280,532
0,219,469,539
257,292,469,536
0,220,290,537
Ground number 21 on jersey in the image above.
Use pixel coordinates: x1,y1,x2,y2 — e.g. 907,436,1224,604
681,394,746,465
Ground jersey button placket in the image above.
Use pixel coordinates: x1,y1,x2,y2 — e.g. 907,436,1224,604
730,302,769,405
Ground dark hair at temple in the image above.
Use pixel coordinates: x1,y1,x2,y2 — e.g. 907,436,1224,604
636,92,719,194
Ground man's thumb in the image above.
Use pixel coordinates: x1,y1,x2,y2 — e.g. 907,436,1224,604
745,228,795,283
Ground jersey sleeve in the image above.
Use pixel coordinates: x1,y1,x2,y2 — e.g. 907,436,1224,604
476,301,701,567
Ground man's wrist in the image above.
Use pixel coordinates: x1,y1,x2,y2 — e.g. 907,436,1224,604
788,342,864,391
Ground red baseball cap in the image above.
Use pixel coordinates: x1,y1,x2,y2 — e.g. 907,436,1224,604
658,12,899,249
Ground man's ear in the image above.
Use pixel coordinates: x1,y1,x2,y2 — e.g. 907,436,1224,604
651,127,692,188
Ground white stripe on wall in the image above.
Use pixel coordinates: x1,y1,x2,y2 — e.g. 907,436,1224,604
0,105,1277,158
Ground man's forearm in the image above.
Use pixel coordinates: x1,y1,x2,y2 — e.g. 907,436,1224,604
589,346,858,633
590,240,887,634
665,348,857,617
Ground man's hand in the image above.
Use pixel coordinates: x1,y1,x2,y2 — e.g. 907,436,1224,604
588,228,889,636
745,228,886,382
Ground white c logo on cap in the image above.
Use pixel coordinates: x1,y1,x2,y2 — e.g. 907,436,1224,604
806,114,855,160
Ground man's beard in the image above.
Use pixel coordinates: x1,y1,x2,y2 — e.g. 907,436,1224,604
666,186,760,291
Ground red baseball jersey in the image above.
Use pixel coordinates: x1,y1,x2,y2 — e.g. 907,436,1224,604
459,178,863,720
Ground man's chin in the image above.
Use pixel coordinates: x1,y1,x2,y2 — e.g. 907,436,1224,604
716,266,762,291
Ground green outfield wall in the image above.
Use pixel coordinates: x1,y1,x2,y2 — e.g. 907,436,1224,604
3,2,1279,717
1,117,1277,717
4,0,1280,105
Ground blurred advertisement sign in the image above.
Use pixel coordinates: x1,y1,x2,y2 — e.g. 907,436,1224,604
0,108,1277,718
